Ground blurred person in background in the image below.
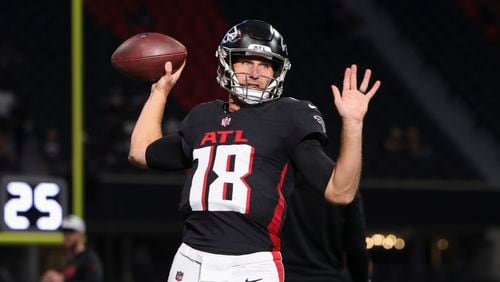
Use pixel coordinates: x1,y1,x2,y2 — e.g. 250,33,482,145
282,176,370,282
40,215,103,282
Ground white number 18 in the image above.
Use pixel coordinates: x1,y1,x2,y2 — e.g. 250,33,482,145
190,144,254,214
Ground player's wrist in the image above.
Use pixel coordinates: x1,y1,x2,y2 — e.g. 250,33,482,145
342,118,364,133
151,87,170,100
341,117,364,125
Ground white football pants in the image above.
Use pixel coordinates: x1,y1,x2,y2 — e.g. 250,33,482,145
167,243,284,282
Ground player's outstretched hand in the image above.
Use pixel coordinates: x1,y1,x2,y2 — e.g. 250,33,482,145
331,64,381,122
151,60,186,98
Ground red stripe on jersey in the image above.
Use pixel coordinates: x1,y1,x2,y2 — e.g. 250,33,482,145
243,147,255,214
272,251,285,282
267,163,288,251
202,146,215,210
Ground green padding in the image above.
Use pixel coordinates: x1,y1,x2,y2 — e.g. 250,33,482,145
0,232,63,245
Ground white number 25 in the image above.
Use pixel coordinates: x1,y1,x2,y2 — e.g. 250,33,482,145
4,182,63,230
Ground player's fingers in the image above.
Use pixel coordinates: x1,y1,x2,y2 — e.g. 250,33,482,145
173,60,187,77
164,61,173,76
342,67,350,93
331,85,342,105
350,64,358,91
359,69,371,93
179,59,186,71
366,80,381,99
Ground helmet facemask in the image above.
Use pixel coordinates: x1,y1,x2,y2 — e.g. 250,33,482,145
216,20,292,105
217,46,291,104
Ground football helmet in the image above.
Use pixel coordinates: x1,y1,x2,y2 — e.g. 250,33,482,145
216,20,291,104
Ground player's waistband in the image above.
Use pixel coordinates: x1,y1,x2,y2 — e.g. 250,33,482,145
178,243,282,265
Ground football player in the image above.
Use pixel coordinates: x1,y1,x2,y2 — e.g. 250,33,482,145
128,19,380,282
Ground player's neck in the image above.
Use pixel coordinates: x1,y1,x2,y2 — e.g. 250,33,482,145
227,95,267,112
228,97,241,112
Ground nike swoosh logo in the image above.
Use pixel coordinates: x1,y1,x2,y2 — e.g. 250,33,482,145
245,279,263,282
308,103,317,109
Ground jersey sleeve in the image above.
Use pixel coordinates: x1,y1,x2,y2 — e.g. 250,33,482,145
145,133,192,170
291,138,335,195
290,101,328,146
85,250,104,281
150,102,212,170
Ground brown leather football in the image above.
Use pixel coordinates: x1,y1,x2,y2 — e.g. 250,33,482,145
111,32,187,81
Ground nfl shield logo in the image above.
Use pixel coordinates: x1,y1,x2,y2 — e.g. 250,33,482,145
221,116,231,127
175,271,184,281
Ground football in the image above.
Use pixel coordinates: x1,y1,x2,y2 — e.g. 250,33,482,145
111,32,187,82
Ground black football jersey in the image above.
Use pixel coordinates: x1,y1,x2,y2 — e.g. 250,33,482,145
63,249,103,282
157,97,327,255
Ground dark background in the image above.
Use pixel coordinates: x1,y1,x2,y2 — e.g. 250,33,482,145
0,0,499,281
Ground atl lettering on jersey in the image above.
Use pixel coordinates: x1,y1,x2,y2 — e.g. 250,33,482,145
200,130,248,145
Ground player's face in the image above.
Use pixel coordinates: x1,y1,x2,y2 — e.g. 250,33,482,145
232,56,275,90
63,231,82,249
